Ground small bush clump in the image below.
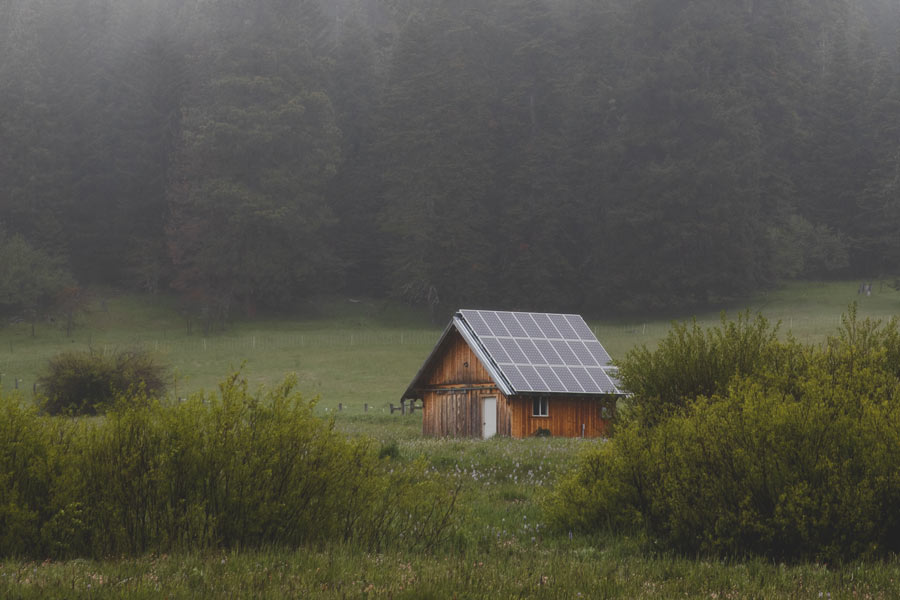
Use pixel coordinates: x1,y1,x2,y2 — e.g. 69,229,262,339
37,348,168,415
547,307,900,562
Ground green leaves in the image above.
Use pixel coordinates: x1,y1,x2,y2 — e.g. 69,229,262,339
0,373,461,559
0,232,72,319
549,309,900,561
165,7,342,317
36,348,168,416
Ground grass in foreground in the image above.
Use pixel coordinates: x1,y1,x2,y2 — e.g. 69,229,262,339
4,537,900,599
6,435,899,599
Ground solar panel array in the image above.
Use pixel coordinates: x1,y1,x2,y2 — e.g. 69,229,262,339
459,309,621,395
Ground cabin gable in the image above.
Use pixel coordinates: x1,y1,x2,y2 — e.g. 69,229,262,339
421,328,493,388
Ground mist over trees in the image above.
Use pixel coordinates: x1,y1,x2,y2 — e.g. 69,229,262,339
1,0,899,318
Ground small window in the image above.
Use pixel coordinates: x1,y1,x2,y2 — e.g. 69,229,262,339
532,396,549,417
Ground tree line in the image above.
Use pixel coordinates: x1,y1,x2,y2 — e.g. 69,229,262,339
1,0,899,321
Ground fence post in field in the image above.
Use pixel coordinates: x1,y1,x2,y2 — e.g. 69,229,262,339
401,399,406,415
364,403,368,412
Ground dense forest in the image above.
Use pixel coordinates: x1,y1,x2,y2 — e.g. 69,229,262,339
1,0,899,321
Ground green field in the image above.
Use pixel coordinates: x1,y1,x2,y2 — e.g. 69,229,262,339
3,280,899,411
3,281,900,598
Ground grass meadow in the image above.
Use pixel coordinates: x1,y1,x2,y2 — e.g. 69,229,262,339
3,281,900,598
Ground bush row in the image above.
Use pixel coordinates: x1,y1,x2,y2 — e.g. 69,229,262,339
547,307,900,562
0,373,460,559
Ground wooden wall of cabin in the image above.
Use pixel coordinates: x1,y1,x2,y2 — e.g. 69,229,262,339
509,396,614,438
422,389,512,438
422,329,493,387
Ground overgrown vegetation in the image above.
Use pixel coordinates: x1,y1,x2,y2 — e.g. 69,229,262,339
36,348,168,415
7,290,900,596
548,306,900,562
614,311,787,425
0,373,460,559
0,232,73,331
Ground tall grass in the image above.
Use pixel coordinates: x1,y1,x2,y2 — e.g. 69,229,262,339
7,545,900,599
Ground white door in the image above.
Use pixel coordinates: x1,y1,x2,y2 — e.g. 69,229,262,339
482,396,497,439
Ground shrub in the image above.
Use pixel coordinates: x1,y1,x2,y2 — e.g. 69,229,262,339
0,393,81,558
547,308,900,562
0,373,461,559
615,311,790,425
37,348,168,415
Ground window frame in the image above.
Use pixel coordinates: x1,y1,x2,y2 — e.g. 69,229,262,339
532,396,549,417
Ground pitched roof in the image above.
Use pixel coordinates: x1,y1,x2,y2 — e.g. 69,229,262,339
402,309,623,399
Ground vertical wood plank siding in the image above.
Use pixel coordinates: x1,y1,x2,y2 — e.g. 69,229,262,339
510,396,614,438
420,328,508,437
422,329,492,387
423,390,512,437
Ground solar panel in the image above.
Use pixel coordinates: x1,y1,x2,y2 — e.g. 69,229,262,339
458,309,619,395
535,366,567,393
533,339,561,364
516,313,545,337
552,366,584,393
497,312,527,337
551,340,580,365
480,337,512,364
516,338,547,365
565,314,597,340
585,340,611,365
568,340,599,367
461,310,494,337
587,367,617,393
503,339,530,363
549,314,578,339
570,366,602,393
504,365,533,392
481,311,510,337
517,364,547,390
531,313,561,338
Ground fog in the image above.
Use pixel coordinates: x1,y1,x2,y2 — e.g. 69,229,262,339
1,0,899,320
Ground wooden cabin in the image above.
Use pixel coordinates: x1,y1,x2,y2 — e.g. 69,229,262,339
401,309,623,439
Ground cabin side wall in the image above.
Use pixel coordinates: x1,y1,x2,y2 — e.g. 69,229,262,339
420,330,511,437
422,389,511,437
510,396,615,438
